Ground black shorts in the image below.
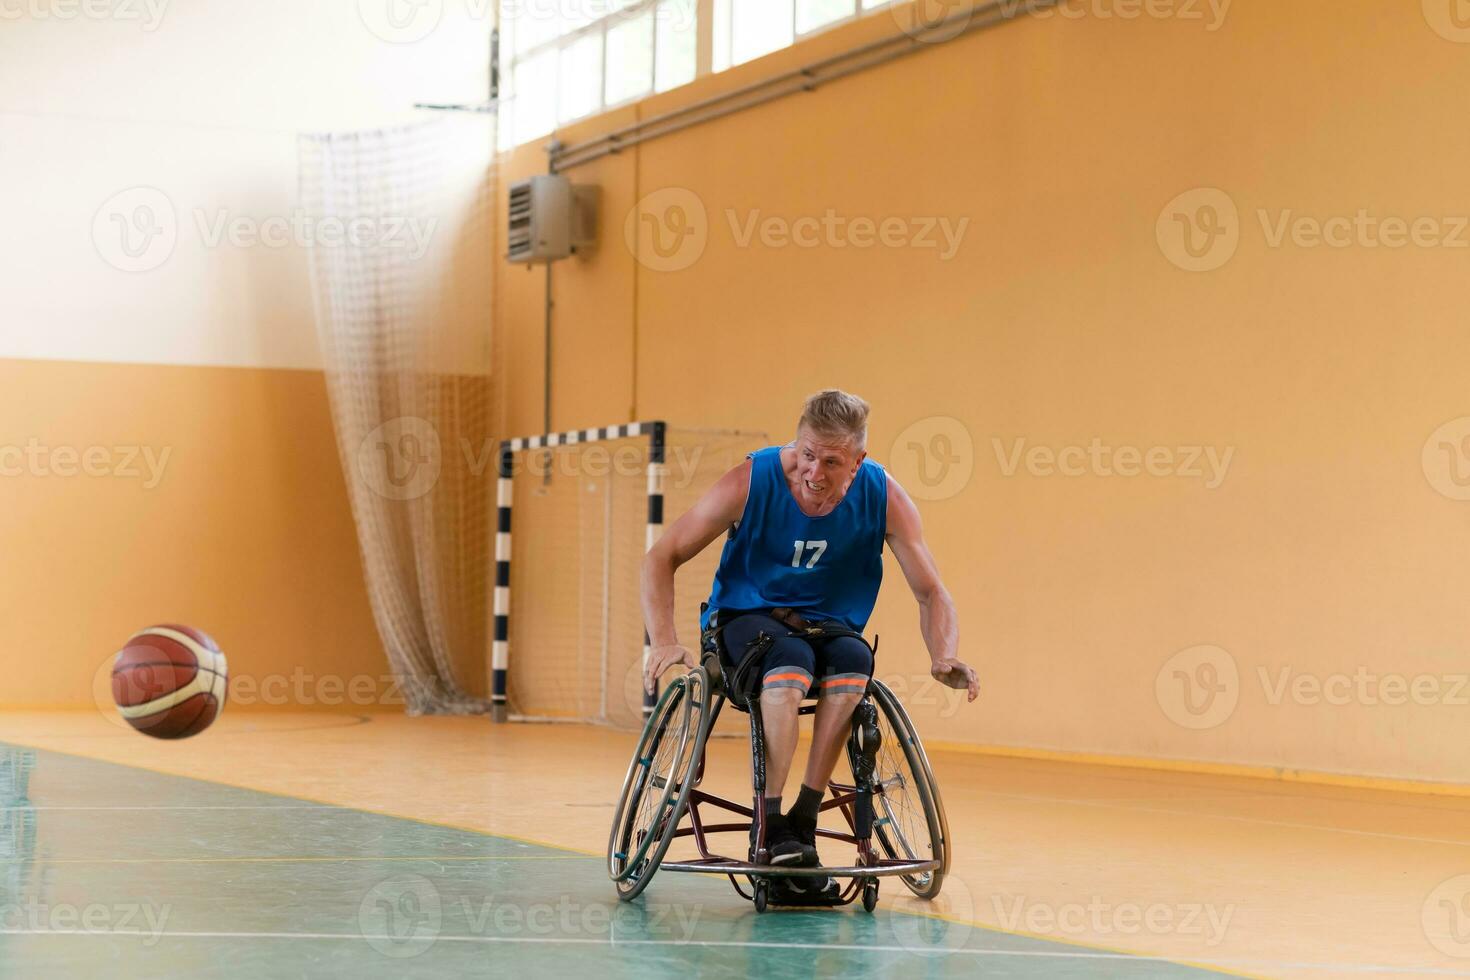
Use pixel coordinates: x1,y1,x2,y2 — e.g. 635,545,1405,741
715,611,872,699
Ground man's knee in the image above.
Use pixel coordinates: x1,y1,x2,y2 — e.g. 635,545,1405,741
815,636,873,700
759,686,803,746
760,635,817,699
760,686,804,713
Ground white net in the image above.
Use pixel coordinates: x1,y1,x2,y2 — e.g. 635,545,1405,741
506,427,768,729
298,116,497,715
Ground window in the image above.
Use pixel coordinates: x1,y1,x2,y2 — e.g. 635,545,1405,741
604,8,656,105
796,0,854,33
498,0,898,148
654,0,698,92
558,34,604,121
730,0,793,67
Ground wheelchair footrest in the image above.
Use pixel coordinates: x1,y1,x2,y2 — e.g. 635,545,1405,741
764,876,845,907
660,856,938,877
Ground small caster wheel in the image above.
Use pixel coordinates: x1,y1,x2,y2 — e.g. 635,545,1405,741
754,879,770,913
861,879,878,913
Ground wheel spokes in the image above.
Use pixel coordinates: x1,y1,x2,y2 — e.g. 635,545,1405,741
608,668,712,898
853,683,944,897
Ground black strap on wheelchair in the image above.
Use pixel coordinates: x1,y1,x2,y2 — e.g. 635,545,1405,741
701,603,874,651
699,602,878,706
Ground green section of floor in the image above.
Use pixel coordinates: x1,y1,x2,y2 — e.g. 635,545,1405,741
0,743,1231,979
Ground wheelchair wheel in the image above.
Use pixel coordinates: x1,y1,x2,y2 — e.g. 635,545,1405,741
607,666,711,901
850,677,951,900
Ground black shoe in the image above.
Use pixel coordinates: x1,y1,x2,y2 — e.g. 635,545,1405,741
784,813,821,868
750,813,809,866
777,874,841,904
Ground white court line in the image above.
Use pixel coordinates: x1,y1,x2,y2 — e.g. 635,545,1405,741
979,788,1470,850
3,929,1468,975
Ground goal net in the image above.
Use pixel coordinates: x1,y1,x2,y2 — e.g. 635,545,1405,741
501,424,769,729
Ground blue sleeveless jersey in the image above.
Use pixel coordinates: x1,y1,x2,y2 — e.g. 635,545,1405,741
701,445,888,632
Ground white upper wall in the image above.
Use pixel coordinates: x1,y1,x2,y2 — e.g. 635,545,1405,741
1,0,495,370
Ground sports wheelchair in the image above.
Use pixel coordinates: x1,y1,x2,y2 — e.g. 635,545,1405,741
607,604,950,913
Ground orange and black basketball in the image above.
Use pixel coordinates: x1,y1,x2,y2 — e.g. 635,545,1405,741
111,625,228,739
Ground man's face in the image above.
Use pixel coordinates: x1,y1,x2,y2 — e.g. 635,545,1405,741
793,426,866,504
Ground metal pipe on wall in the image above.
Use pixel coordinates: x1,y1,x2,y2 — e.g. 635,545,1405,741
550,0,1059,172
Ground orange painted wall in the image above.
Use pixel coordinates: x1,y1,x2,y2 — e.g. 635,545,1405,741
2,1,496,716
494,0,1470,783
0,360,388,711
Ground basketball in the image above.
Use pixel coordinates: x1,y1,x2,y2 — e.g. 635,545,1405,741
111,625,228,739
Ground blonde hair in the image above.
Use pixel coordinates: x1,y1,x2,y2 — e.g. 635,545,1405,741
798,389,869,451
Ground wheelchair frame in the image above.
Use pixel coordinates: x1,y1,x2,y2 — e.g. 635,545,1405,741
607,608,950,913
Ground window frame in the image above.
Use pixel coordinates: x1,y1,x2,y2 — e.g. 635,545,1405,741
499,0,898,147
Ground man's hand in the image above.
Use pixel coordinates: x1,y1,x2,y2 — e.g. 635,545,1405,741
931,658,979,702
645,644,696,694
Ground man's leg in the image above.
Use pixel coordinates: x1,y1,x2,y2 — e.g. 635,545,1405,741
717,613,816,864
786,635,874,866
803,635,874,789
802,689,864,789
760,685,803,804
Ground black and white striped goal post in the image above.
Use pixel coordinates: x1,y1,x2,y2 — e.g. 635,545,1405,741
493,421,667,723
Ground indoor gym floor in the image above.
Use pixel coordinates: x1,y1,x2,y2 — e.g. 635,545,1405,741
0,711,1465,979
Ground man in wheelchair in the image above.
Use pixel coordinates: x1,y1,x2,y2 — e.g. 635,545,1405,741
641,389,978,898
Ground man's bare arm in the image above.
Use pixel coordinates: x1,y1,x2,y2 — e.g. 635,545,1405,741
640,459,750,687
885,473,977,701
